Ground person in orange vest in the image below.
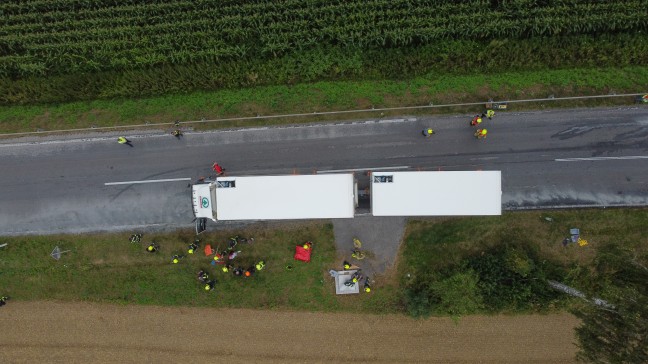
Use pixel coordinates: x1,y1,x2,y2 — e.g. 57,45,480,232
474,128,488,139
470,115,483,126
244,267,255,277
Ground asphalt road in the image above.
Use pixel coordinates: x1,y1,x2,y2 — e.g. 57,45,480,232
1,106,647,235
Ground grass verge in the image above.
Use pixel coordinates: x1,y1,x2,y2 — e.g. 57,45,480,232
400,208,648,317
0,222,398,314
1,66,647,134
0,208,646,317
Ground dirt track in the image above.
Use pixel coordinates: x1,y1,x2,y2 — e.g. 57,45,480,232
0,302,578,363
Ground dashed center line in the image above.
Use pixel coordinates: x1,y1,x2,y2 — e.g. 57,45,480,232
555,156,648,162
317,166,409,173
105,178,191,186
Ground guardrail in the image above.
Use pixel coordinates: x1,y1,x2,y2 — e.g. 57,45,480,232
1,92,646,137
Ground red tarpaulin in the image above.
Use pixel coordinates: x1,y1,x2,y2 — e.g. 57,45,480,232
294,242,313,262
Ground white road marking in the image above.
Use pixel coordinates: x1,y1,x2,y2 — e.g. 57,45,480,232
555,156,648,162
105,178,191,186
470,157,499,161
379,118,406,124
317,166,410,173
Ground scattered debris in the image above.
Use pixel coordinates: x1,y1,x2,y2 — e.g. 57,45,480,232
51,246,71,260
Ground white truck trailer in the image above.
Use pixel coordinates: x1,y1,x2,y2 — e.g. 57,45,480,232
192,170,501,233
370,171,501,216
192,173,357,232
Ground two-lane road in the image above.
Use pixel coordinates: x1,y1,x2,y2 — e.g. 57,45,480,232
1,106,647,235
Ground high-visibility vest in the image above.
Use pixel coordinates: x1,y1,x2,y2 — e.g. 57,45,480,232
118,137,127,143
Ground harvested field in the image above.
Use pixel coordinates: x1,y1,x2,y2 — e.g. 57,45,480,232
0,301,578,363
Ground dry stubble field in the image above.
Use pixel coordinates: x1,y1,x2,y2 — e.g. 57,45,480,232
0,301,579,363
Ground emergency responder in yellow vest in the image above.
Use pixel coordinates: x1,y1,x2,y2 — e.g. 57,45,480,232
213,253,224,264
421,128,435,137
117,137,133,147
474,128,488,139
364,278,371,293
187,242,198,254
204,280,215,291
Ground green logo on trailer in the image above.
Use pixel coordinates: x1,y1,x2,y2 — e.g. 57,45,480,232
201,197,209,208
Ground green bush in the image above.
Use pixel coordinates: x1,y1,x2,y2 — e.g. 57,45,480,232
464,244,565,312
429,270,484,316
402,242,566,317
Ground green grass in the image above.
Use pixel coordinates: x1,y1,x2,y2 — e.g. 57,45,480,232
400,208,648,317
0,223,398,313
404,208,648,267
1,208,646,316
1,66,647,134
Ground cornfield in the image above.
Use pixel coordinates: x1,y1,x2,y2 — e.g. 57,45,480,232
1,0,647,78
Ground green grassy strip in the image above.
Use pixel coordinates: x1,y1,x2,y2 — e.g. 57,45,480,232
1,209,646,317
0,223,398,313
400,208,648,317
1,65,647,133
